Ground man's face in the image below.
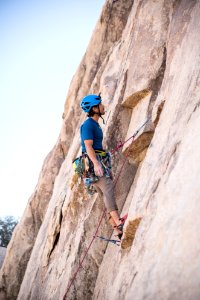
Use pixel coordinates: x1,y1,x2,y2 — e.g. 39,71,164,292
93,103,106,115
98,103,105,115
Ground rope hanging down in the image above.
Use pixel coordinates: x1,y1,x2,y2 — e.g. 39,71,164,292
62,118,150,299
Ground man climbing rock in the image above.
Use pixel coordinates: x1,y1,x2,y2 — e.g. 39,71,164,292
80,94,126,238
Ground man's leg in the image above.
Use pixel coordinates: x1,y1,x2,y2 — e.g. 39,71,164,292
108,213,117,228
109,210,121,226
93,177,122,230
108,212,122,236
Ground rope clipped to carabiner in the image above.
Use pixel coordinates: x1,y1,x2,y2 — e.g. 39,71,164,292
111,117,151,155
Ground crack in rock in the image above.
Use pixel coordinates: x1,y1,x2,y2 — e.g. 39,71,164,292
121,217,142,249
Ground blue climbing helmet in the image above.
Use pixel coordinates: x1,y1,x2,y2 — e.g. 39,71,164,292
80,94,102,113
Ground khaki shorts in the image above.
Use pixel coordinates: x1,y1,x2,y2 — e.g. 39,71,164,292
93,176,118,213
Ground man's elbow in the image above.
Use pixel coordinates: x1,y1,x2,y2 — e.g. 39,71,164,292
84,140,93,149
85,144,93,152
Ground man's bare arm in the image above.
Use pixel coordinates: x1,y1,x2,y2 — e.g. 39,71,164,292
84,140,103,176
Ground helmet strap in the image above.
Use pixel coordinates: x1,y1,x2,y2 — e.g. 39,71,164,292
100,115,105,124
96,105,105,124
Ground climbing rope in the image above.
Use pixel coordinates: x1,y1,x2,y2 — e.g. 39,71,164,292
111,117,151,154
62,118,150,299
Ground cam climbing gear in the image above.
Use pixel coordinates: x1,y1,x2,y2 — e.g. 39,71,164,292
72,153,98,195
82,152,99,195
83,176,98,195
72,156,85,176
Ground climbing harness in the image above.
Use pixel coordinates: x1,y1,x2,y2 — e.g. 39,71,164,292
73,150,112,195
65,118,151,299
96,150,112,177
84,151,112,194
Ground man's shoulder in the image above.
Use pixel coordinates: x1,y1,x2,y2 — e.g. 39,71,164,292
81,118,94,127
80,118,95,139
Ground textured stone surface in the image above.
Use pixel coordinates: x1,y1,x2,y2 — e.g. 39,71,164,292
1,0,200,299
94,1,200,300
121,89,151,109
0,142,65,300
0,1,134,299
0,248,6,269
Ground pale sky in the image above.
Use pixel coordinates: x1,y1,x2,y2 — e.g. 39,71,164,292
0,0,105,219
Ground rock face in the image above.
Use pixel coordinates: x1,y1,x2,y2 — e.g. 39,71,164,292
0,248,6,269
1,0,200,299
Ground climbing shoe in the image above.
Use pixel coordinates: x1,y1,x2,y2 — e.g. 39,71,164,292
117,214,128,240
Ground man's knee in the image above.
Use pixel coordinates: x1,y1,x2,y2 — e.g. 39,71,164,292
107,205,118,213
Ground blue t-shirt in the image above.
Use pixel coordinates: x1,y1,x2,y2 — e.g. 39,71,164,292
80,118,103,153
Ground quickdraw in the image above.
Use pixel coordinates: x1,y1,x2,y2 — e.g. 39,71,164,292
96,235,121,246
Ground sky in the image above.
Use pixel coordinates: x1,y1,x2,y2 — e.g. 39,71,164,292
0,0,105,220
